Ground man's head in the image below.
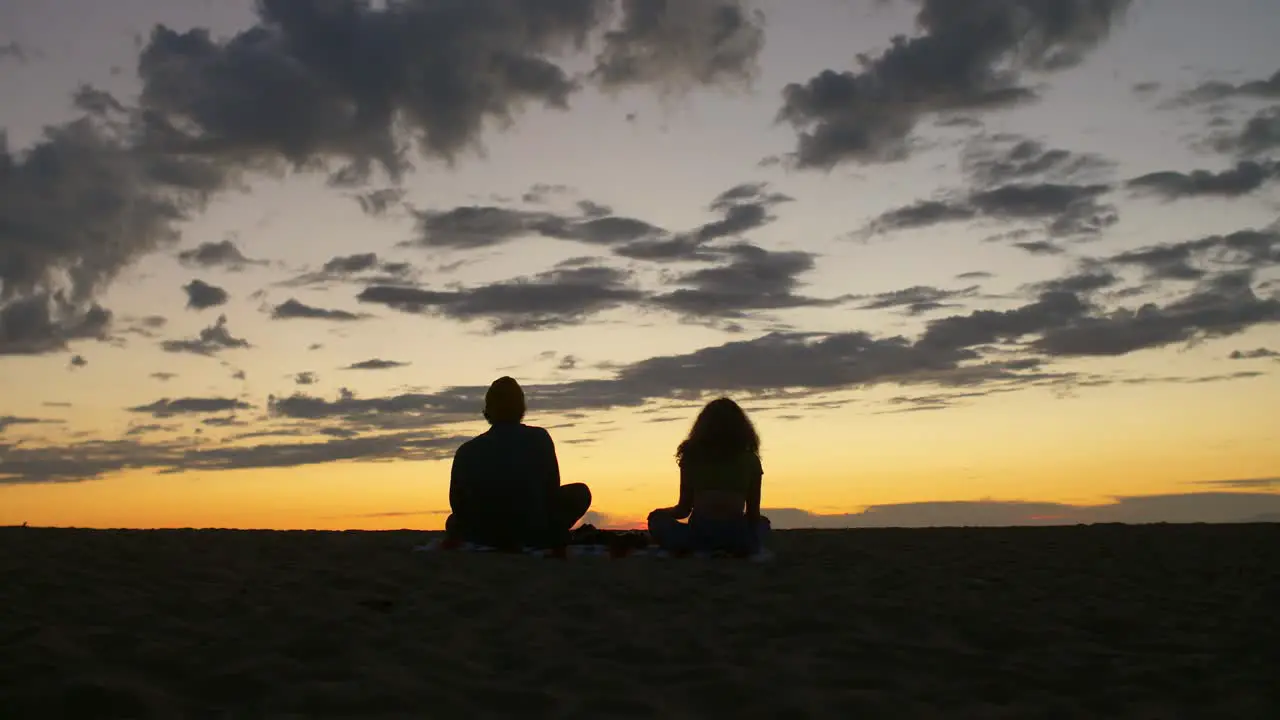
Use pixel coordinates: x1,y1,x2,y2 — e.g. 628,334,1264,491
483,376,526,424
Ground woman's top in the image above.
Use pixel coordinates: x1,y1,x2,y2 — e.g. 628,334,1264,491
676,450,763,520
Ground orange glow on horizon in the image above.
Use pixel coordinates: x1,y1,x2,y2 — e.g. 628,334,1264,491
3,353,1278,530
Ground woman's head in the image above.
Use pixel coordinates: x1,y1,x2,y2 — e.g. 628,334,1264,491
676,397,759,464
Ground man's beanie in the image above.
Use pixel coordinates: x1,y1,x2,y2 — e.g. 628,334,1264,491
484,376,526,423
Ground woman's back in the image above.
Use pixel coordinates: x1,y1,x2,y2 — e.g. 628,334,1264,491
681,449,761,518
682,449,759,494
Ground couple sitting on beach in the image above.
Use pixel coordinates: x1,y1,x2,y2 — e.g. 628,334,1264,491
445,376,770,555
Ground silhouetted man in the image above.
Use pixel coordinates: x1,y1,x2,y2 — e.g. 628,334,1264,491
445,376,592,548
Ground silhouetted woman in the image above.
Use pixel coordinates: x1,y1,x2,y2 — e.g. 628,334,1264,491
647,397,770,555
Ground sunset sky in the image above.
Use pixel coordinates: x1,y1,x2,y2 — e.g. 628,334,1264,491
2,0,1278,531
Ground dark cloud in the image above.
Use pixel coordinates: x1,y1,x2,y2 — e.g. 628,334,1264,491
585,331,981,401
0,1,778,358
134,0,762,183
1032,279,1280,357
592,0,765,92
0,41,31,63
522,183,572,204
125,423,172,437
918,290,1091,352
613,235,716,262
137,6,586,179
5,3,768,359
1179,69,1280,105
962,135,1114,187
150,372,178,381
876,389,1011,414
1042,368,1266,394
317,427,359,439
546,215,668,245
176,239,263,270
558,355,579,371
323,253,379,274
267,388,465,426
577,199,612,217
1014,240,1064,255
295,372,318,386
1032,267,1120,296
182,279,229,310
290,262,1280,425
614,183,792,264
0,296,112,356
268,330,991,430
271,298,364,321
177,431,460,471
857,285,979,315
970,183,1115,235
412,182,789,262
1107,229,1279,282
0,112,216,354
412,204,662,250
710,182,793,211
1215,107,1280,157
1191,477,1280,489
863,183,1116,238
0,416,50,433
412,206,546,249
0,430,465,483
777,0,1132,168
329,509,450,520
1127,160,1280,199
129,397,253,418
352,188,406,217
957,271,994,280
282,252,415,288
863,200,977,234
358,263,645,332
651,242,847,320
15,260,1276,485
345,358,410,371
381,262,413,278
69,354,87,368
691,182,793,243
1229,348,1279,360
72,84,128,115
160,314,250,355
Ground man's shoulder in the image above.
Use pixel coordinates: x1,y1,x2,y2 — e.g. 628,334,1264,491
519,423,552,437
457,424,552,452
454,433,487,456
493,422,551,441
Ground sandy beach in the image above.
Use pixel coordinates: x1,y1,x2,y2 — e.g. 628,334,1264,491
1,524,1276,718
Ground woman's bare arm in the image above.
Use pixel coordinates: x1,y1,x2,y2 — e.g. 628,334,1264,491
659,464,693,519
746,460,762,525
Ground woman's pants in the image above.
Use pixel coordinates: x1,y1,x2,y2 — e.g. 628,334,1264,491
647,511,771,554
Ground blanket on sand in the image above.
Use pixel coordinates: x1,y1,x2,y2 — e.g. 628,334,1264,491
409,535,773,558
413,534,774,561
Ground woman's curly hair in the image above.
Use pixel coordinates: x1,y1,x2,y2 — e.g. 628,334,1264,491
675,397,760,465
